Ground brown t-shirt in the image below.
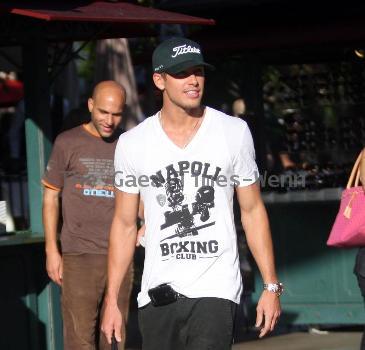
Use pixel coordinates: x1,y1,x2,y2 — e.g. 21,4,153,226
42,125,118,254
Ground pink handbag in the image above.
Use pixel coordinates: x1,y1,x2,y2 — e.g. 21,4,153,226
327,151,365,247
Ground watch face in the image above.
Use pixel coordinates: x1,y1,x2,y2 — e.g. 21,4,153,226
269,285,279,292
265,283,284,296
276,285,283,295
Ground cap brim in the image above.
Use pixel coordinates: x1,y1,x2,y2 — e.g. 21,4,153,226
164,60,215,74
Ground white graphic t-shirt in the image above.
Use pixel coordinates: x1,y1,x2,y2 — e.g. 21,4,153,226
114,107,258,307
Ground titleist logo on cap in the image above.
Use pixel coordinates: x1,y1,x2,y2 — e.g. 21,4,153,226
171,44,201,58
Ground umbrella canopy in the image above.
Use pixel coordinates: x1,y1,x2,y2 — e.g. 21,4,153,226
0,1,214,45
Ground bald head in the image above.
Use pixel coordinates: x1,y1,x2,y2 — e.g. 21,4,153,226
92,80,127,102
87,80,127,138
232,98,246,117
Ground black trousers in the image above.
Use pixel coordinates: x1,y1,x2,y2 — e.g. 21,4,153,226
138,297,237,350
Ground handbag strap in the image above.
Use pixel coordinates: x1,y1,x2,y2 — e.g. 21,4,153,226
346,151,363,189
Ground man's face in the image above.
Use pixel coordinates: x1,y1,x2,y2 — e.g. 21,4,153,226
156,66,205,112
87,90,125,138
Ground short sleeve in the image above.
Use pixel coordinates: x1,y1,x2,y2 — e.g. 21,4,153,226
42,135,68,190
114,137,140,194
233,124,259,187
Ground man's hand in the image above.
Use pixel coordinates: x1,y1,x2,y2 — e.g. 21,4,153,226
101,300,123,344
255,290,281,338
46,250,63,286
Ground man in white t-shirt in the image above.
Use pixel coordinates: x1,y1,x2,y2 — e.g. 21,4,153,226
102,37,282,349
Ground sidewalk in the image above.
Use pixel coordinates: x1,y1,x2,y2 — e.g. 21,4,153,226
233,331,362,350
126,329,362,350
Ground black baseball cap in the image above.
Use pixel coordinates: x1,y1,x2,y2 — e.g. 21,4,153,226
152,37,214,75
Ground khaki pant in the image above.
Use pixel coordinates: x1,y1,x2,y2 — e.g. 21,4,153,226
62,254,133,350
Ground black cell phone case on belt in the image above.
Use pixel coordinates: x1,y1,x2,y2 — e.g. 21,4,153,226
148,283,178,306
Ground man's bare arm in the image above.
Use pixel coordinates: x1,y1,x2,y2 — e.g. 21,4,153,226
42,187,63,285
237,183,277,283
236,182,281,338
102,189,139,343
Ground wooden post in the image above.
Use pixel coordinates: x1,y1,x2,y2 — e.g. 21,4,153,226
22,38,52,234
22,37,63,350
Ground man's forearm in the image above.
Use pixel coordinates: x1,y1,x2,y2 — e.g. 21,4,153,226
241,203,278,283
42,195,60,254
105,219,137,304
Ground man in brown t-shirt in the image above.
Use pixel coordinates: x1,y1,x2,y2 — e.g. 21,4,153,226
42,81,133,349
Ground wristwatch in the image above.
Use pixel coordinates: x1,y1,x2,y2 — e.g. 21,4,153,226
263,282,284,296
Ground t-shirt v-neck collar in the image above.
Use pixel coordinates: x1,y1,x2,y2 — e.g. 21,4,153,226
154,107,210,153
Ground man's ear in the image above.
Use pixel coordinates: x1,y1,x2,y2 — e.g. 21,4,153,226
153,73,165,91
87,98,94,113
